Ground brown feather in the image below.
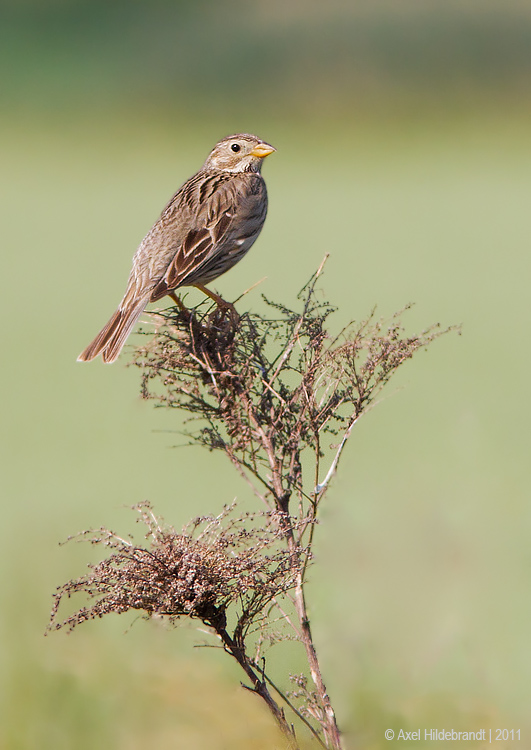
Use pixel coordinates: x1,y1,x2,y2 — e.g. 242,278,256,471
77,299,148,363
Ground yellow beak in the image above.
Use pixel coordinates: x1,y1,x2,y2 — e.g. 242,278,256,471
250,143,276,158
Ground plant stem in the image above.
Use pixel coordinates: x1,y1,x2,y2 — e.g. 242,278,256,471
282,512,343,750
244,391,343,748
293,572,342,749
216,626,300,748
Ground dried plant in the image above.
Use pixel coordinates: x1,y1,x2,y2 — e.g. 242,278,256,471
50,259,454,749
48,503,297,634
48,503,301,738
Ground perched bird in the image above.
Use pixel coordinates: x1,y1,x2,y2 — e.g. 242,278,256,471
78,133,275,363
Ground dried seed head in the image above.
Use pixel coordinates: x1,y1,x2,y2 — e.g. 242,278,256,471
48,503,298,634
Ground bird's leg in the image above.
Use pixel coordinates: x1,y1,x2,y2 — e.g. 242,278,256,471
168,292,187,311
168,291,195,324
194,284,230,309
194,284,239,320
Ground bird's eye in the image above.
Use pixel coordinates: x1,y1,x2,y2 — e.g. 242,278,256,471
231,143,241,153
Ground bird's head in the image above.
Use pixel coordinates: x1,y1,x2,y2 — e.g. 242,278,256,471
204,134,275,173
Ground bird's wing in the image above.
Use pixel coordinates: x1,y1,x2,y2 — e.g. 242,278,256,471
149,174,239,302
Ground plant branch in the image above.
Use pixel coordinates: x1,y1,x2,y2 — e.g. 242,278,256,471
216,626,299,746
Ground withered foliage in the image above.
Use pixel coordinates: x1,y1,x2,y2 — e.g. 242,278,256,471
49,502,304,742
48,503,297,638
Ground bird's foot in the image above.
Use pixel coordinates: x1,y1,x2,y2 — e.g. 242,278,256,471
194,285,240,325
169,292,194,323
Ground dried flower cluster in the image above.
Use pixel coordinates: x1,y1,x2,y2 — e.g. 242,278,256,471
48,503,297,637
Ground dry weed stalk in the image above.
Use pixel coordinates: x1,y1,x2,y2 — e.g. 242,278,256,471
48,503,300,738
50,261,453,749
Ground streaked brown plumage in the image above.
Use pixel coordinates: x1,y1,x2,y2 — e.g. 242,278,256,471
78,133,275,363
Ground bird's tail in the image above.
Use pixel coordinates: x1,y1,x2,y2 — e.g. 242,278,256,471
77,299,148,363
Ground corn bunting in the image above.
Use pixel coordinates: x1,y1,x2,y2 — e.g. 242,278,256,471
78,133,275,363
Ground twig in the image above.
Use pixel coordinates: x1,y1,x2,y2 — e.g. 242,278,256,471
314,413,360,495
233,276,268,304
257,668,329,749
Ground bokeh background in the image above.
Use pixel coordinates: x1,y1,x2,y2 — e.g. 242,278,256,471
2,1,531,748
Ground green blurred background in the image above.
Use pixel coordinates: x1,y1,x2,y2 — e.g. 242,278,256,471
2,1,531,747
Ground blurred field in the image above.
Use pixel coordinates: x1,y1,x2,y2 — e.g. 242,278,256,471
1,111,530,749
2,1,531,748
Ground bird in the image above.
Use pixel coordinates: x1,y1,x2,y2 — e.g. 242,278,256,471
78,133,275,363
